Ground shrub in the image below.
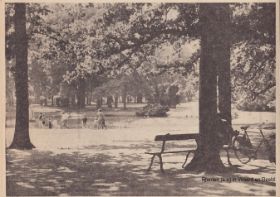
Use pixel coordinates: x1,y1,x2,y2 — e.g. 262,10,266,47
136,104,169,117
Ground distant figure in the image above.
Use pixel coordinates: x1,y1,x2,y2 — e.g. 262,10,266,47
82,113,87,128
48,117,53,129
38,112,43,122
61,112,70,128
38,113,46,127
96,109,106,129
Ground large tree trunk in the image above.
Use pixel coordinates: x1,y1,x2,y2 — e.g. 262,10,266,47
217,5,232,124
77,79,86,108
9,4,35,149
185,4,230,172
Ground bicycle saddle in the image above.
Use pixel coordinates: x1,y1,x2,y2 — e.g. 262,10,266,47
240,125,249,130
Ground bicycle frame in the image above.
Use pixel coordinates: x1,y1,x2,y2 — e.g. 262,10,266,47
240,127,272,160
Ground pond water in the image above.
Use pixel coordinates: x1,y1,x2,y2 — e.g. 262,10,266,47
6,108,143,129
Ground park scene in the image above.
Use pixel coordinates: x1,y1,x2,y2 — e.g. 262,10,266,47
5,2,276,196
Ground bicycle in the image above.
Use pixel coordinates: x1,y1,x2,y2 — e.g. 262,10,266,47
232,125,275,164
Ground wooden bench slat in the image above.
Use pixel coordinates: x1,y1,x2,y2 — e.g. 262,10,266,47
145,149,196,155
155,133,199,141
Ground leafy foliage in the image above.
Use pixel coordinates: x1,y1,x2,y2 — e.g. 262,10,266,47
231,3,275,109
5,3,276,110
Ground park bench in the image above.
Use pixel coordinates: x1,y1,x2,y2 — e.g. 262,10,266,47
145,133,199,172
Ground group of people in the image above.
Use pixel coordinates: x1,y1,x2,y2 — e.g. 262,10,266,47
38,113,53,129
80,108,106,129
38,109,106,129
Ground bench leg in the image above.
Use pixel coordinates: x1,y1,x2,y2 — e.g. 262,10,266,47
147,155,156,171
147,154,164,173
182,151,192,168
226,148,232,167
157,154,164,173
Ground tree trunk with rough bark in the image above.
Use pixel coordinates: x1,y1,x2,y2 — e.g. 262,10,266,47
217,5,232,124
9,3,35,149
185,4,231,172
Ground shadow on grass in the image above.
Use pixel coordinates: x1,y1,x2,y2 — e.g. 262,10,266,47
6,147,276,196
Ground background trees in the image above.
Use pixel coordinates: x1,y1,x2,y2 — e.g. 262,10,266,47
6,3,275,110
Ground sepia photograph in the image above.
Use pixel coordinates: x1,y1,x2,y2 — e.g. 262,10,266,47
3,1,277,196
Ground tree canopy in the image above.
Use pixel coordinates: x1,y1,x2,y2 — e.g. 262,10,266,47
5,3,275,108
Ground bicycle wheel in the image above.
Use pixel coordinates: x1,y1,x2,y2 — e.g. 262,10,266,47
233,136,252,164
267,137,276,163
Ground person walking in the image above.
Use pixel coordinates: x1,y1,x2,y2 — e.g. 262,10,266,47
96,108,106,129
61,112,70,128
82,113,87,128
38,112,46,128
48,117,53,129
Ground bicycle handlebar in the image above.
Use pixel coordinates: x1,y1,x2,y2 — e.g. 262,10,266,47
240,125,249,130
